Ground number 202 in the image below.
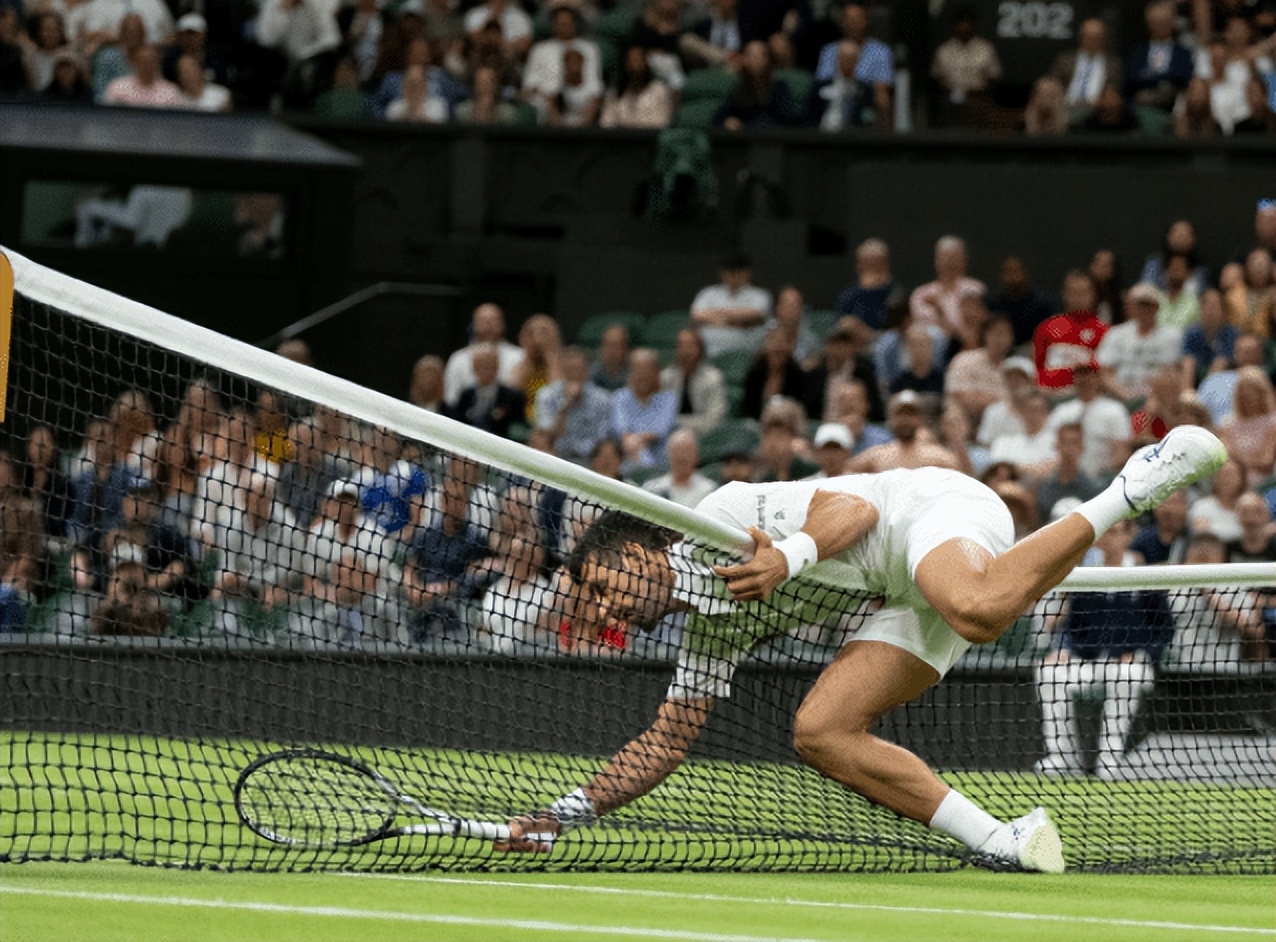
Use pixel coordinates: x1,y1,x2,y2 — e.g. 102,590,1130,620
997,1,1075,41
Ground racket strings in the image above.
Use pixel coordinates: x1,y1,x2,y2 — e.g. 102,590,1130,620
239,756,397,844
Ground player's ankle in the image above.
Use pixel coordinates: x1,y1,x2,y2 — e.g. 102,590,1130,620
1074,485,1131,537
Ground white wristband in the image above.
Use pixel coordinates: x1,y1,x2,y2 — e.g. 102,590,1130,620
547,787,598,833
774,531,819,579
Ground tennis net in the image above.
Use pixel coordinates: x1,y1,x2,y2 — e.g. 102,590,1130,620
1,249,1273,874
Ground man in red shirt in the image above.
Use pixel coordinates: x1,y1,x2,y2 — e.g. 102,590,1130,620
1033,269,1107,393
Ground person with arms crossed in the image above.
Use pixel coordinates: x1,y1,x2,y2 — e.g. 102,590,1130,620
498,424,1228,871
689,253,773,357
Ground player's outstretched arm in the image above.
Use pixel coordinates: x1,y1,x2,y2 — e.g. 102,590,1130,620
499,696,713,852
715,490,880,601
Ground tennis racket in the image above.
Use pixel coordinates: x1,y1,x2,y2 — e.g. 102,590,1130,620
233,749,513,847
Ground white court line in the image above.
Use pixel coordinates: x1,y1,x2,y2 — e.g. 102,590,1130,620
0,886,824,942
341,872,1273,937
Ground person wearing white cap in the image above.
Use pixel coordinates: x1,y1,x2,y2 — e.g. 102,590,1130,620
988,391,1056,478
293,476,403,647
974,355,1035,448
177,13,207,34
805,422,854,480
165,11,229,89
1094,282,1183,402
463,0,534,62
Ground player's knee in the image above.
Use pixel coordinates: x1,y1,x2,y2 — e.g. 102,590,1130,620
947,603,1010,646
792,704,866,772
941,585,1017,646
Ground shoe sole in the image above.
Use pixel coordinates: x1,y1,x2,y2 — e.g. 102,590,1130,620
1019,817,1066,874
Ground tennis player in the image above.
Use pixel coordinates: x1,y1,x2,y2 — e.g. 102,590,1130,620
500,426,1227,872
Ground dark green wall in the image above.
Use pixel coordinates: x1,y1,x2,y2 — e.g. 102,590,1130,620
5,107,1274,400
296,118,1275,344
4,646,1272,772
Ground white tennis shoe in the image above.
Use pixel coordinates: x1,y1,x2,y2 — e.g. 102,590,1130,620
1116,425,1229,517
977,806,1066,873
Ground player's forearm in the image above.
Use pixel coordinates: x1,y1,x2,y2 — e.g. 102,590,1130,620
581,697,711,817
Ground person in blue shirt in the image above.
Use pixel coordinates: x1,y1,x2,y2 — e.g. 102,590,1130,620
813,1,893,129
356,425,428,538
404,477,491,642
1124,0,1194,112
1180,289,1238,388
535,346,613,463
609,348,678,474
1130,488,1189,565
833,237,905,331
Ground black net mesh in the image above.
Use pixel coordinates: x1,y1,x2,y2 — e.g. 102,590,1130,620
1,273,1273,874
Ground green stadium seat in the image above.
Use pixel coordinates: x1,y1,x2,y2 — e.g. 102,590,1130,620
699,418,760,464
626,465,666,487
1134,106,1173,137
594,6,639,46
644,309,692,349
512,101,540,126
673,98,722,128
806,308,838,338
774,68,814,107
597,37,620,84
680,67,736,103
531,9,553,41
576,311,646,347
711,348,756,387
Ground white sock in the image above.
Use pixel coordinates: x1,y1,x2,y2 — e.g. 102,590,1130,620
1074,484,1132,538
928,789,1003,851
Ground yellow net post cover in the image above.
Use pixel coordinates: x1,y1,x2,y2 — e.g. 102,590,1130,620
0,250,12,422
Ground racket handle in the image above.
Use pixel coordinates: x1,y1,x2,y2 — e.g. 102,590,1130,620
456,820,512,841
400,821,512,840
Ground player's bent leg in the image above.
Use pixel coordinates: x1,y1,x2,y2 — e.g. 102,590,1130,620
916,424,1229,647
794,637,1066,872
792,639,949,824
913,518,1095,646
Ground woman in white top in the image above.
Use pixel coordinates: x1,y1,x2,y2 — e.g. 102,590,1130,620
1188,457,1245,542
600,46,674,129
385,64,448,122
1195,18,1276,134
176,53,231,111
22,10,73,92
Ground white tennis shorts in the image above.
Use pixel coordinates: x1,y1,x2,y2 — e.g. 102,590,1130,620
857,476,1016,677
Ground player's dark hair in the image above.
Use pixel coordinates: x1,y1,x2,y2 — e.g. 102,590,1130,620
565,510,679,582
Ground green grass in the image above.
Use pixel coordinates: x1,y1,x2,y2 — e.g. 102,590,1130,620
2,861,1273,941
2,732,1272,875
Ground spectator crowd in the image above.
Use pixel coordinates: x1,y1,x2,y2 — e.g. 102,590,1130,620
4,197,1276,673
0,0,1274,136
